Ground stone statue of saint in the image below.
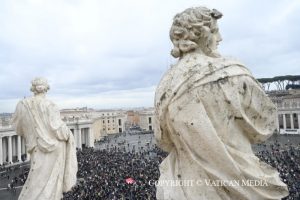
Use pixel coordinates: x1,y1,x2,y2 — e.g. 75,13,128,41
12,78,77,200
154,7,289,200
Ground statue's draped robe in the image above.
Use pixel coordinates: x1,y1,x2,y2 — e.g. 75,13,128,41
12,96,77,200
155,54,289,200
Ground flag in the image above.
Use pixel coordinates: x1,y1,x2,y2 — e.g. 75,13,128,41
125,177,136,184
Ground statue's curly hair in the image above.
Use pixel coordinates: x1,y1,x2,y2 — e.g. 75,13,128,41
30,77,50,94
170,7,222,58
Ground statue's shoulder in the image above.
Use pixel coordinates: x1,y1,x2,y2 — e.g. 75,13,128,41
21,96,56,109
19,97,32,105
218,56,246,67
14,97,33,112
155,69,171,104
202,56,251,76
39,98,57,110
178,53,208,67
155,54,208,103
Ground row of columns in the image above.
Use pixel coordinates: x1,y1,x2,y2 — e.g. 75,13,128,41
73,127,93,150
1,127,93,165
0,135,28,165
281,113,300,130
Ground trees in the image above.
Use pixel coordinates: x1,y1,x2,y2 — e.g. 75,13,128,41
257,75,300,91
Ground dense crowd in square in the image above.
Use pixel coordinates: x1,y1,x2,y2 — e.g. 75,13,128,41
0,135,299,200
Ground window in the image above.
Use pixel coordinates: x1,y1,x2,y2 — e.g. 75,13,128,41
118,119,122,126
148,117,152,124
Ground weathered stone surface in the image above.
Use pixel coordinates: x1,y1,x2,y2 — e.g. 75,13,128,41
154,7,289,200
12,78,77,200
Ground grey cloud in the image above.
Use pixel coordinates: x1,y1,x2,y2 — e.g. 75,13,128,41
0,0,299,112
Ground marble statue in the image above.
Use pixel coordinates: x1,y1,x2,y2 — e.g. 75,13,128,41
154,7,289,200
12,78,77,200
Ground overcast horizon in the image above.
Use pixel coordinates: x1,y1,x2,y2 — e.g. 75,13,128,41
0,0,299,113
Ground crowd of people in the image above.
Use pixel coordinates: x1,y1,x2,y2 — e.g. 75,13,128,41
62,142,300,200
256,141,300,199
63,147,167,200
0,163,29,193
0,137,299,200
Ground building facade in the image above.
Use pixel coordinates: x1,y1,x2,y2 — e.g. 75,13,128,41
269,90,300,134
62,117,94,149
61,108,127,140
139,109,154,131
93,110,126,138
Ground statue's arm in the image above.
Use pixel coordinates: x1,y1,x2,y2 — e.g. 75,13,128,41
236,75,277,143
154,113,174,152
48,103,70,141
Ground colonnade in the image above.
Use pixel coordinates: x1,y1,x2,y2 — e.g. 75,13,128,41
0,135,28,165
71,127,93,149
278,113,300,134
280,113,300,129
0,125,93,165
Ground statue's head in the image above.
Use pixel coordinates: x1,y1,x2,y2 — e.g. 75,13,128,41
30,77,50,95
170,7,223,58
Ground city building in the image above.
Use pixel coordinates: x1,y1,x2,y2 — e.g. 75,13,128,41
125,110,140,130
92,110,126,138
259,75,300,135
269,91,300,134
61,108,126,140
139,109,154,131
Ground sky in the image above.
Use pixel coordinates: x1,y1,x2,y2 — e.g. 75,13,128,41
0,0,299,112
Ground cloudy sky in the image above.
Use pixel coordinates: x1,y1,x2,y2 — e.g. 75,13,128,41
0,0,299,112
